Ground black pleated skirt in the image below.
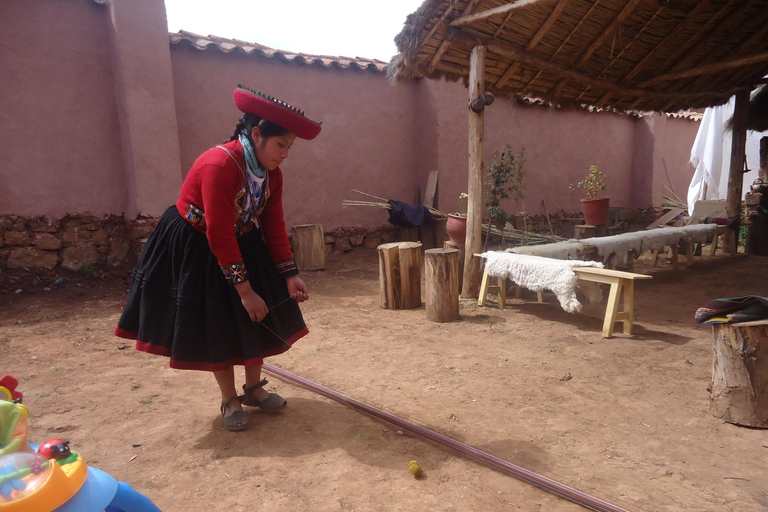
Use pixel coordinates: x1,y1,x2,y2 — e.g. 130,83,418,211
115,206,308,371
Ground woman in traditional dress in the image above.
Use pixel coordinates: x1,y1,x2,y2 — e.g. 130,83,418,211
116,85,321,431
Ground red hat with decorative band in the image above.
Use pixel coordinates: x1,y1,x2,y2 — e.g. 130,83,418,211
233,85,322,140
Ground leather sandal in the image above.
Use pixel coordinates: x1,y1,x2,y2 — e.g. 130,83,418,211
239,379,287,412
221,396,248,431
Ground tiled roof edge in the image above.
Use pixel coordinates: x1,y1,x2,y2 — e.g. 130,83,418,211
170,31,388,73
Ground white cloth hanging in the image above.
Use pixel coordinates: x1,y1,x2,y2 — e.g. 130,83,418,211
688,105,725,216
688,92,766,217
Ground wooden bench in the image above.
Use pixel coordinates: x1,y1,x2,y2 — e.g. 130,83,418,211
477,255,652,338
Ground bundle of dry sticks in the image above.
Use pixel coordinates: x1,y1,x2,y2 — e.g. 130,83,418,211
343,190,562,246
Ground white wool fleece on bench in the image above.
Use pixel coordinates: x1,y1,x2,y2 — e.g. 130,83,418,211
482,252,604,314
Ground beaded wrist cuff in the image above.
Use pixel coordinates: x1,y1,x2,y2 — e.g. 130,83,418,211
222,262,249,283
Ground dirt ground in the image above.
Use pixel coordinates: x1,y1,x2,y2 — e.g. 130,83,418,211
1,246,768,512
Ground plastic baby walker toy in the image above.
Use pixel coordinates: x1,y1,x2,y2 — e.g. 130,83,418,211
0,374,161,512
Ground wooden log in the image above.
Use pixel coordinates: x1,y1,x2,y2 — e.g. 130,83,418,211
377,242,423,309
425,248,459,322
710,320,768,428
398,242,423,309
292,224,325,271
378,243,400,309
443,241,464,290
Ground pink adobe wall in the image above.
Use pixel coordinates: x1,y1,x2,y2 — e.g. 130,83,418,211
635,114,700,208
108,0,182,217
170,45,424,230
0,0,125,217
0,0,701,229
414,79,699,218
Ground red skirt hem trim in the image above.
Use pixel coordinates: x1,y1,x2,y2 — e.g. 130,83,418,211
129,326,309,371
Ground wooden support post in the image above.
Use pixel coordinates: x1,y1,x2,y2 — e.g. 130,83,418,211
726,89,749,255
292,224,325,271
710,320,768,428
760,136,768,182
711,226,727,256
685,241,695,267
425,248,460,322
462,44,485,299
671,244,679,270
377,242,423,309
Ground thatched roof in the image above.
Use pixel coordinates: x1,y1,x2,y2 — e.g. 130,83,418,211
388,0,768,113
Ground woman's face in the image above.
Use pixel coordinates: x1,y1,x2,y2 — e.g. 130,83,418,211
251,127,296,171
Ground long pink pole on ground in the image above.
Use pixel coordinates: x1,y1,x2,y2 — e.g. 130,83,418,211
263,363,632,512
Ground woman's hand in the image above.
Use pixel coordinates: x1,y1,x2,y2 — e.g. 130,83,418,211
234,282,269,322
286,275,309,303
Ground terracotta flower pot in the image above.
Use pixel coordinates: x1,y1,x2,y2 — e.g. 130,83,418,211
581,197,610,225
446,214,467,245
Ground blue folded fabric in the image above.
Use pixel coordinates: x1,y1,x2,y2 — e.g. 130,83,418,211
387,200,434,228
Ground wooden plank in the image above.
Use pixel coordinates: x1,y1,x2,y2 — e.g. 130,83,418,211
292,224,325,270
645,207,685,229
423,170,439,207
572,267,652,280
689,199,727,224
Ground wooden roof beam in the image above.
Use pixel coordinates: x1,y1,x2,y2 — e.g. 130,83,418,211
429,0,483,74
665,3,768,95
572,0,644,70
428,40,453,74
452,31,753,106
662,0,757,91
618,2,704,85
449,0,541,28
596,4,665,81
639,50,768,88
492,10,515,39
536,1,599,98
731,5,768,55
654,0,741,75
546,0,643,100
494,0,569,88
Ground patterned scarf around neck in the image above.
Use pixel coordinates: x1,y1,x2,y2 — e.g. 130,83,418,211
238,132,266,178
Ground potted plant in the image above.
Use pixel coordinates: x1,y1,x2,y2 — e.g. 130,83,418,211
484,145,526,249
446,193,469,245
570,165,609,225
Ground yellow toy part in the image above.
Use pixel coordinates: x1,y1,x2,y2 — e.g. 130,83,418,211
0,451,87,512
0,402,30,457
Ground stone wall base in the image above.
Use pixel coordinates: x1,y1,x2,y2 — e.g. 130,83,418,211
0,207,662,276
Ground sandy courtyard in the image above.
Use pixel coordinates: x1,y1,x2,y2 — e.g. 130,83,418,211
1,247,768,511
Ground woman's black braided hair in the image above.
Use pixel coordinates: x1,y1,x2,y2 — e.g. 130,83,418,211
228,113,290,143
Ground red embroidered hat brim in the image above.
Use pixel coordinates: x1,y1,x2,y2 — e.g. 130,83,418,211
233,87,322,140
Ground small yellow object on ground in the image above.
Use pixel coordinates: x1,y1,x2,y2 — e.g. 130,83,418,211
408,460,424,478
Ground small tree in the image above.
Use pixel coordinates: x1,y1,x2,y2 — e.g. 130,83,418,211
484,145,526,249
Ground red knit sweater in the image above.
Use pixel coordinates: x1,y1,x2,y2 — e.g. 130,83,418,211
176,139,297,279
